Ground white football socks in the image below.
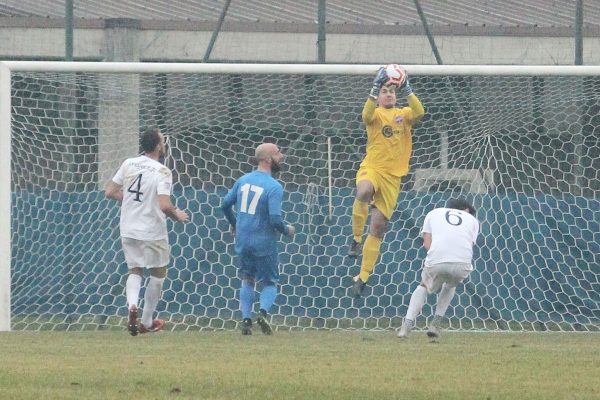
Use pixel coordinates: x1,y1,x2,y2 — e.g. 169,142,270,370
141,276,165,328
406,285,427,321
126,274,142,310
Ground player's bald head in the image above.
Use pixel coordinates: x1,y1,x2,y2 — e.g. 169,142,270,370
255,143,279,162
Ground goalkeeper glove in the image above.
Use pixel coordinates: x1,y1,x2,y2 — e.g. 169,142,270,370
369,67,388,99
397,78,413,98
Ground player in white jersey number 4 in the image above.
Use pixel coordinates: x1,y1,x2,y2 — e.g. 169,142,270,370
105,127,189,336
398,198,479,338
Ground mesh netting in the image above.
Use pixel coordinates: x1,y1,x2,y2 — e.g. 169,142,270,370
9,68,600,331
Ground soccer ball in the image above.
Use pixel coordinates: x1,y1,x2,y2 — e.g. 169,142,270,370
384,64,407,87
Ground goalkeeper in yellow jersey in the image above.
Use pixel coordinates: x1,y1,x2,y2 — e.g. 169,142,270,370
349,65,425,298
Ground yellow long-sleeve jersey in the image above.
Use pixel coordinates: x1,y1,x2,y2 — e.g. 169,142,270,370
360,94,425,177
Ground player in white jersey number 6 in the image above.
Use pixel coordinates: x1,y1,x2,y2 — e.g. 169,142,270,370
398,198,479,338
105,127,189,336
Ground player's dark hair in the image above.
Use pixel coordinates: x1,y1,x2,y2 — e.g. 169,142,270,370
140,127,161,153
447,197,476,216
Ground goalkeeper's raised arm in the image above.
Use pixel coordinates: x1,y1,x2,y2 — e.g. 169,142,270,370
362,67,424,125
348,65,426,299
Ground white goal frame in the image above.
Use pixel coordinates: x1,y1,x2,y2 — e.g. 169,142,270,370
1,61,599,331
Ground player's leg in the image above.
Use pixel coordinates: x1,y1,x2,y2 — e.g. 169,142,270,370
428,283,455,338
349,168,375,257
238,253,257,335
351,207,387,298
398,284,427,338
121,237,145,336
434,282,456,318
399,262,441,338
126,267,143,336
428,264,471,337
240,277,255,335
359,208,387,284
126,268,143,310
257,282,276,335
255,253,279,335
351,173,399,297
139,239,169,333
139,266,166,333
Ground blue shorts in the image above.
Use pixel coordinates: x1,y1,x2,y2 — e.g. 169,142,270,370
238,251,280,283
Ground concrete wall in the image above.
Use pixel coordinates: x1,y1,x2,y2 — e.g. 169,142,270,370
0,27,104,60
1,22,599,64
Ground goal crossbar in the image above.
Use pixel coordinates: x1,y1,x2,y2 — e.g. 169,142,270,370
4,61,600,75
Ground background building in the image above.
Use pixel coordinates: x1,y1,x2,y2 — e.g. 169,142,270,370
0,0,599,64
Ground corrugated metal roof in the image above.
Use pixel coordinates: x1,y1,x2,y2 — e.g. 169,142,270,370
0,0,598,27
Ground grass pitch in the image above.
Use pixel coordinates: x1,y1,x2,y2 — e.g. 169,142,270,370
0,330,598,400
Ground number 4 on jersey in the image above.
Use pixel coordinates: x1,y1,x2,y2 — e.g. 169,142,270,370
128,173,143,202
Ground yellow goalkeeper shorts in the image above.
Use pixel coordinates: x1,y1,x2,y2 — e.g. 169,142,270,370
355,166,402,220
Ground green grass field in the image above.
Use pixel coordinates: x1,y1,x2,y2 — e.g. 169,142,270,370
0,330,598,400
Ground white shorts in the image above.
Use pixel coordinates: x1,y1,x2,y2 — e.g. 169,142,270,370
421,261,472,294
121,237,170,269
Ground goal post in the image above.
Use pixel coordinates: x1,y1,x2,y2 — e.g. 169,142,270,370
0,62,11,331
1,61,599,332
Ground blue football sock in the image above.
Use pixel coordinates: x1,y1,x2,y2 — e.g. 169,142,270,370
240,281,255,319
259,284,277,314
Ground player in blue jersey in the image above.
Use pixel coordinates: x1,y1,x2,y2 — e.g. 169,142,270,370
221,142,295,335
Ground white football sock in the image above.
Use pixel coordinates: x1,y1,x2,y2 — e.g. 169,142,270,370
434,283,456,317
126,274,142,309
141,276,165,328
406,285,427,321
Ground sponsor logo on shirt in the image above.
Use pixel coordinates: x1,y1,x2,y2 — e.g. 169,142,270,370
382,125,393,137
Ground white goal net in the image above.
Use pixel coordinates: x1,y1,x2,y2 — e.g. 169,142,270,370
2,63,599,332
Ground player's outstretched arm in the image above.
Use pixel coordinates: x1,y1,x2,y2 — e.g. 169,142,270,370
105,181,123,202
220,189,237,229
407,92,425,123
397,71,425,123
369,66,388,100
422,232,432,250
362,97,377,125
397,76,413,98
362,67,387,124
287,225,296,237
269,214,294,237
159,195,189,222
267,185,293,237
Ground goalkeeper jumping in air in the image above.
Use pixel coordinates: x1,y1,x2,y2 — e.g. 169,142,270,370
349,65,425,298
